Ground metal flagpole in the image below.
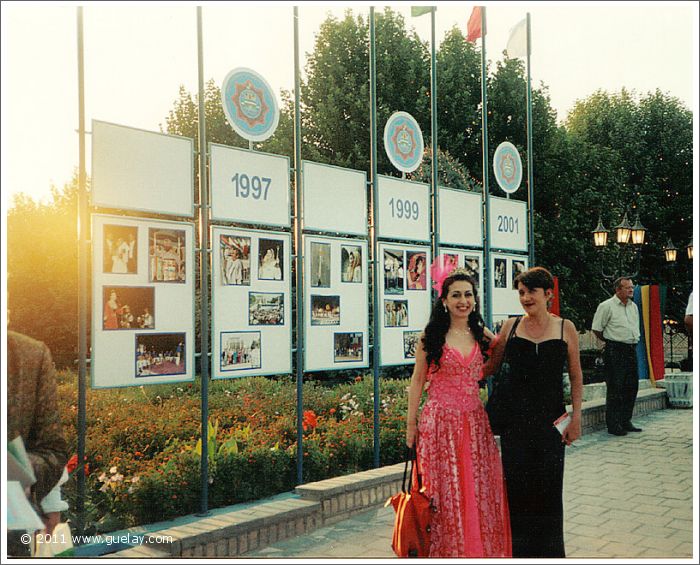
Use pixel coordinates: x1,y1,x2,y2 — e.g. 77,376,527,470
196,6,211,516
526,12,535,266
430,7,440,261
369,6,381,468
76,6,88,537
293,5,305,485
480,7,493,329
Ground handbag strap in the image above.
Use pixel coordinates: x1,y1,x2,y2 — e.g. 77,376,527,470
501,316,522,363
403,445,424,493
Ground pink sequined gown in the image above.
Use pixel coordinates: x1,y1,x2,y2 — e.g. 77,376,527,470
417,343,512,557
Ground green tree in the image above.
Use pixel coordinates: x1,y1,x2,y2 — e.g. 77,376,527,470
565,89,693,323
7,176,82,367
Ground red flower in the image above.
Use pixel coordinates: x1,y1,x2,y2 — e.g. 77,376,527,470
302,410,318,431
66,454,79,474
329,408,336,415
66,454,90,476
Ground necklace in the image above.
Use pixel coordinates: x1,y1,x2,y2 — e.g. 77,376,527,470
450,327,472,338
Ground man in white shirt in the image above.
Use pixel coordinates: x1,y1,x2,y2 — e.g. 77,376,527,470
592,277,642,436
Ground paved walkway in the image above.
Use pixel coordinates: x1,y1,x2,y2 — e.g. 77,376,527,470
249,408,694,559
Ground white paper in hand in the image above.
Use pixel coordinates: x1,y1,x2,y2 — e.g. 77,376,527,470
553,412,571,435
6,481,45,531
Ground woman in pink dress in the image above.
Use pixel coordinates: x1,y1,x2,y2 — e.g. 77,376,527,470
406,257,511,557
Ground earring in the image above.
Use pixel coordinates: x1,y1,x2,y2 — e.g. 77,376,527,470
443,304,447,312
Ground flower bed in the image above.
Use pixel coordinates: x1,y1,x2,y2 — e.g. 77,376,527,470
55,370,411,533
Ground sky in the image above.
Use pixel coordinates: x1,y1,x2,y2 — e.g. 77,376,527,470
1,1,698,206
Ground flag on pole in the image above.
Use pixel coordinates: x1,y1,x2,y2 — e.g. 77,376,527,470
466,6,483,42
411,6,434,17
506,17,528,58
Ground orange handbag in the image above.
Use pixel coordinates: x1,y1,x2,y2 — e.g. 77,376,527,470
386,447,433,558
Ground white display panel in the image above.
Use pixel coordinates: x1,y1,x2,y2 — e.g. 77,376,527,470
92,215,195,388
438,188,483,247
91,120,194,217
302,161,368,236
378,242,432,366
491,252,529,324
210,144,291,228
211,227,292,378
377,176,430,243
489,197,528,252
303,236,369,371
438,247,485,317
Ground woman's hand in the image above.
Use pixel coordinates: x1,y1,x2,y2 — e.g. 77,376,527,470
406,421,417,448
562,412,582,445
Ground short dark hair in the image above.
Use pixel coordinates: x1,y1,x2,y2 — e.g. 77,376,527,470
613,276,632,290
514,266,554,291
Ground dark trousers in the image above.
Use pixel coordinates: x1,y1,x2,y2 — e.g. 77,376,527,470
604,341,639,431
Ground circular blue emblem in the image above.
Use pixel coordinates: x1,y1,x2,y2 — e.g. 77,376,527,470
493,141,523,194
221,68,279,142
383,112,424,173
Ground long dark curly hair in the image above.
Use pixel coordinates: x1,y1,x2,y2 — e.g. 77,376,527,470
422,272,492,370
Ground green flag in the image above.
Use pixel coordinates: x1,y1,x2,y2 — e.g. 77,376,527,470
411,6,434,17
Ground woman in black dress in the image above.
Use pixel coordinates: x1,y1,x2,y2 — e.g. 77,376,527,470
484,267,583,557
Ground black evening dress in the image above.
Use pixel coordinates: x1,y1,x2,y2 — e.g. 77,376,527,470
500,317,568,558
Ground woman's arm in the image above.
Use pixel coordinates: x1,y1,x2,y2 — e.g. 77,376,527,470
406,336,428,447
562,319,583,445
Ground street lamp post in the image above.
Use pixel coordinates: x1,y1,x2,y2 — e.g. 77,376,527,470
592,211,646,293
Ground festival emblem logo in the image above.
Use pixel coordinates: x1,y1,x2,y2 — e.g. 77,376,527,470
383,112,424,173
221,68,279,142
493,141,523,194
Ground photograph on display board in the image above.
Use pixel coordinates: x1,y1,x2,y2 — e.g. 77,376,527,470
512,259,526,289
103,224,138,274
403,330,421,359
310,242,331,287
249,292,285,325
384,299,409,328
135,333,186,377
310,295,340,326
220,331,261,371
334,332,363,363
464,255,480,286
103,286,155,330
258,238,284,281
340,245,362,283
149,228,186,283
220,234,251,286
406,251,427,290
383,249,404,294
494,258,507,289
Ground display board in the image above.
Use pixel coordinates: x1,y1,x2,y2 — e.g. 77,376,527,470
438,247,485,316
210,144,291,228
438,188,482,247
211,226,292,378
92,214,195,388
376,176,430,243
489,196,528,252
491,252,529,325
91,120,194,217
302,161,368,236
303,235,369,371
378,242,432,366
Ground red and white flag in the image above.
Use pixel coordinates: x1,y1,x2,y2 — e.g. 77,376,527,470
466,6,483,43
